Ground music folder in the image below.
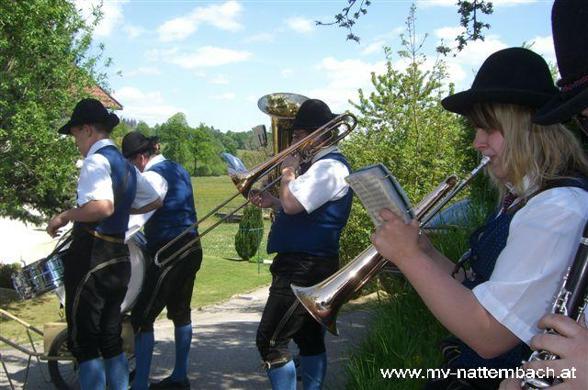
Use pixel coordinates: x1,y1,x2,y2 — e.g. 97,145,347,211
345,164,414,227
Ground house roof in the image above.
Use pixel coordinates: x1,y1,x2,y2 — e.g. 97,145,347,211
87,85,123,110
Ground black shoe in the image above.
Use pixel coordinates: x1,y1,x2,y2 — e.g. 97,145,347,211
149,376,190,390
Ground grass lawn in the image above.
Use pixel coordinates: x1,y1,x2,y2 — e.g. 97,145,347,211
1,175,272,344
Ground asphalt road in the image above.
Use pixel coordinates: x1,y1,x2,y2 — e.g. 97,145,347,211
0,285,374,389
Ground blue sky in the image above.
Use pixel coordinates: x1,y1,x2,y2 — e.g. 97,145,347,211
79,0,555,132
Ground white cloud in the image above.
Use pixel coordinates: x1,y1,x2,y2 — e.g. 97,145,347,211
158,0,243,42
75,0,128,37
146,47,250,69
309,57,387,112
362,40,386,56
435,26,465,41
244,33,275,44
210,75,230,85
213,92,236,100
114,86,183,125
429,33,508,90
145,47,179,62
165,46,252,69
286,17,315,34
527,35,556,65
281,68,293,77
123,24,145,39
419,0,537,7
125,67,161,77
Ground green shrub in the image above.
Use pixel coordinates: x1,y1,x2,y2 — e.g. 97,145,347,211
234,205,264,261
0,263,22,289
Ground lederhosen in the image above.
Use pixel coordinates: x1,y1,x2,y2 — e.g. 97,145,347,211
63,145,136,363
426,176,588,390
130,159,202,333
256,153,353,367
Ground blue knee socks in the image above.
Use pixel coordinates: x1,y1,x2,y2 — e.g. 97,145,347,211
79,358,105,390
267,360,296,390
104,353,129,390
170,324,192,381
132,331,154,390
300,353,327,390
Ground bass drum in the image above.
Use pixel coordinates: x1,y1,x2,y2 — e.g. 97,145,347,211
54,232,149,313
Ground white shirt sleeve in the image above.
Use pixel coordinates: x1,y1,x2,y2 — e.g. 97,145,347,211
126,169,166,241
473,187,588,345
77,154,113,206
288,158,350,213
131,167,162,209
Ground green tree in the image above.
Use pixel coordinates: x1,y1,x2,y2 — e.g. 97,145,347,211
0,0,107,223
339,5,475,264
135,121,153,135
157,113,192,168
190,125,224,176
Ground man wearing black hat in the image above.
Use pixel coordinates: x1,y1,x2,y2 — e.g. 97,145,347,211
47,98,160,390
250,99,353,390
121,131,202,390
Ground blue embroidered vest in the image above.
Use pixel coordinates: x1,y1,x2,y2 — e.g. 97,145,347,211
143,159,197,252
77,145,137,236
451,176,588,369
267,153,353,257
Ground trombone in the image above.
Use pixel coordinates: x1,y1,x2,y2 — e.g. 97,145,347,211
153,112,358,267
291,156,490,335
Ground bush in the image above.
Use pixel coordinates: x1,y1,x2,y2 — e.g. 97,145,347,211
0,263,22,289
234,205,264,261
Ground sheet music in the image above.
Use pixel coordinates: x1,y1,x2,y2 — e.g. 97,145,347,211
346,164,414,227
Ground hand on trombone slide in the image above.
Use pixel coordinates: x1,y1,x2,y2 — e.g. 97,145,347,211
249,189,279,209
280,153,300,175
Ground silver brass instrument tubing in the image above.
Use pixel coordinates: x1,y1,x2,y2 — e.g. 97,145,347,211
291,156,490,336
521,221,588,389
153,112,358,267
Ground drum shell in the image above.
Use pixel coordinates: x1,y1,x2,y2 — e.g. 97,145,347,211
12,232,149,315
11,254,65,299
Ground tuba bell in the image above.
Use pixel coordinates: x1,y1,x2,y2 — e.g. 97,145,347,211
258,92,309,155
292,157,490,335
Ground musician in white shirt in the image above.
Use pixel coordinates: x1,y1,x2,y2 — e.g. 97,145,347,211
47,99,159,390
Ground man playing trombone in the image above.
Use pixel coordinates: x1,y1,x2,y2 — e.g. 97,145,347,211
122,131,203,390
250,99,353,390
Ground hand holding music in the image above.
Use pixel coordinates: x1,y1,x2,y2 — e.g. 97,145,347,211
371,208,422,266
523,314,588,390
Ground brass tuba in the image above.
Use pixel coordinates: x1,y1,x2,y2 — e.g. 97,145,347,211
291,157,490,335
258,92,309,155
153,112,358,267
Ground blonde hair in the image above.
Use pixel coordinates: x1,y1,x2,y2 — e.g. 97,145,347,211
467,103,588,199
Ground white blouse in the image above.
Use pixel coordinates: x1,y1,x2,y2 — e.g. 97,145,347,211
473,186,588,344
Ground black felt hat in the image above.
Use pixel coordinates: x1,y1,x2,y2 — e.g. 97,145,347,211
442,48,558,116
122,131,151,158
59,98,120,135
534,0,588,125
292,99,337,131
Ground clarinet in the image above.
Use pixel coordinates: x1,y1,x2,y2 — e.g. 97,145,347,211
521,221,588,389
